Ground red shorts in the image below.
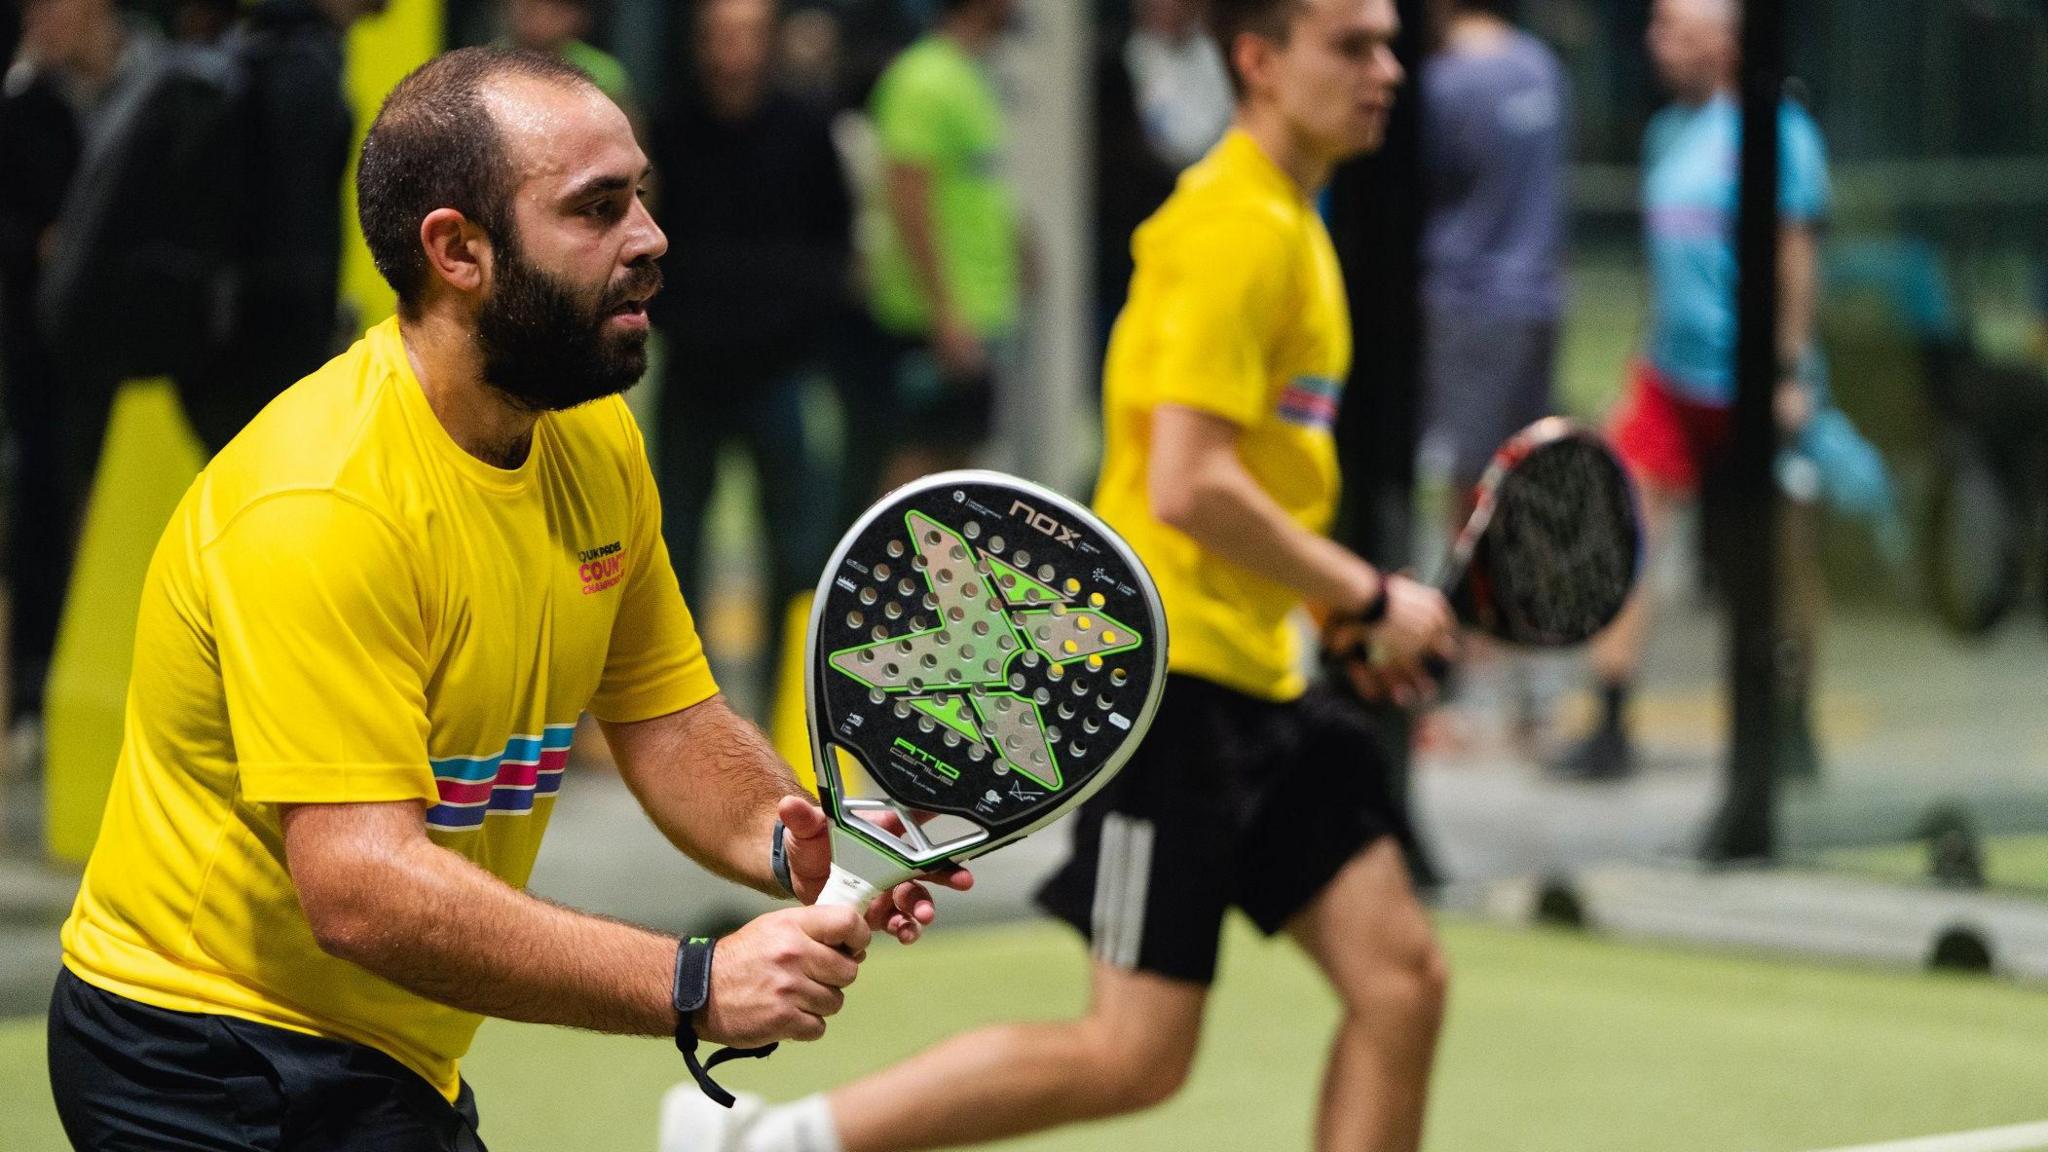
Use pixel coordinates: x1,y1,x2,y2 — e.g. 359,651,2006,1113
1608,360,1732,492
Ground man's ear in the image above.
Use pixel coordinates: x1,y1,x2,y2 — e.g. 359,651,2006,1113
418,208,492,300
1231,31,1277,101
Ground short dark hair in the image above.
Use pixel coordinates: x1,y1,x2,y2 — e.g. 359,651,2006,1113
356,46,598,317
1207,0,1305,97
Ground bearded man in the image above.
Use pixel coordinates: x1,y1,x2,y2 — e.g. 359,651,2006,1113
46,46,964,1152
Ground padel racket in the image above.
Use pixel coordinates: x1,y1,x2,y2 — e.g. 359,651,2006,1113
1437,417,1642,646
1328,417,1640,658
806,471,1168,909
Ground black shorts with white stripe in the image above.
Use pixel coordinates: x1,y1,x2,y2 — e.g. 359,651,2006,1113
1035,673,1408,984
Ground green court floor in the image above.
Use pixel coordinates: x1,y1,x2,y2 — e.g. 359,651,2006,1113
4,916,2045,1152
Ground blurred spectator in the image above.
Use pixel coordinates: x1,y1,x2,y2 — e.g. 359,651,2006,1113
501,0,634,114
777,3,840,112
1558,0,1831,780
1417,0,1567,744
194,0,377,447
23,0,375,793
1418,0,1565,497
42,0,377,461
648,0,852,706
1093,0,1230,350
0,0,85,778
867,0,1019,487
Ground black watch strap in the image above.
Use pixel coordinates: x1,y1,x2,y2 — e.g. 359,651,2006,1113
1359,576,1391,625
673,936,777,1108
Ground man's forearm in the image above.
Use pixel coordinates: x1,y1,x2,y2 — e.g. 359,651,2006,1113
605,697,807,898
315,830,677,1037
1164,458,1378,612
1778,224,1820,366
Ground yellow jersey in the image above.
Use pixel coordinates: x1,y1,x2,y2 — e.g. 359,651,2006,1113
1095,128,1352,702
60,317,719,1101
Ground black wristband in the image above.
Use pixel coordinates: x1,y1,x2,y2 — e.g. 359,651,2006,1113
770,819,794,897
672,936,777,1109
1358,576,1390,625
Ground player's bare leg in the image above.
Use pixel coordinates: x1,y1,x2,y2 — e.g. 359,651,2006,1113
829,960,1206,1151
1287,837,1447,1152
1588,479,1680,687
1775,496,1827,777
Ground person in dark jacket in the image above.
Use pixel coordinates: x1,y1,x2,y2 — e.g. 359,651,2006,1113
0,0,84,783
648,0,852,710
182,0,378,453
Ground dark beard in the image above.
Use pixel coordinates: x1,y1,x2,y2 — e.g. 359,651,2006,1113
474,236,661,413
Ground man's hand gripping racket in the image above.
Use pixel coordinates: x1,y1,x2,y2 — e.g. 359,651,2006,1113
1325,418,1643,699
806,471,1168,918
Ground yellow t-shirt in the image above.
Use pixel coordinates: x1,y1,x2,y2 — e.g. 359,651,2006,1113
1094,129,1352,702
60,317,719,1101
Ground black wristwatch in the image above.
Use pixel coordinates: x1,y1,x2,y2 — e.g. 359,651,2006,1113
672,936,776,1108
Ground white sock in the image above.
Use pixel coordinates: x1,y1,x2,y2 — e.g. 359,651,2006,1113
742,1094,845,1152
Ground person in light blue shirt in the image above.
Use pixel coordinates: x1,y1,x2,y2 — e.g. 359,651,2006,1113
1560,0,1835,781
1641,93,1828,403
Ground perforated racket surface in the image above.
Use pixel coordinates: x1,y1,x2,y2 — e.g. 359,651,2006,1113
1438,417,1642,647
807,471,1167,907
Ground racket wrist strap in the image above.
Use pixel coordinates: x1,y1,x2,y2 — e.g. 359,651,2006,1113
769,819,794,897
673,936,778,1108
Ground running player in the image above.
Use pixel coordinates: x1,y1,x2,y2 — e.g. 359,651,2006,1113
47,48,962,1151
661,2,1456,1149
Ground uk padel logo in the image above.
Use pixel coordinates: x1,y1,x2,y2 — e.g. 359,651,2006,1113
577,540,625,595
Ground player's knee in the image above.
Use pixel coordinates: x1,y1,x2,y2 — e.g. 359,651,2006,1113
1395,938,1450,1029
1077,1023,1193,1115
1345,933,1449,1027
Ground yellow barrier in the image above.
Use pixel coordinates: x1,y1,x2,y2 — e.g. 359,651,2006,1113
43,384,204,862
771,593,820,796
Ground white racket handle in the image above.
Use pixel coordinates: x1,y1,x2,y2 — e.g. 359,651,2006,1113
818,863,881,908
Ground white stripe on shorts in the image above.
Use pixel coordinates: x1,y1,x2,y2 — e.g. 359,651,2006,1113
1090,814,1154,969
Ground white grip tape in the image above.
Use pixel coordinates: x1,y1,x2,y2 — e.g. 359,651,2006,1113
818,863,881,908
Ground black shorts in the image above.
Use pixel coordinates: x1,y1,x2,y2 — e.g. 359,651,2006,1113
47,967,486,1151
1036,675,1408,985
880,331,996,452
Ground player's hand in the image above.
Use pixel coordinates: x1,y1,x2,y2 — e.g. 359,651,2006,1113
698,904,869,1047
1320,614,1443,709
1367,574,1456,665
777,797,974,945
932,314,988,382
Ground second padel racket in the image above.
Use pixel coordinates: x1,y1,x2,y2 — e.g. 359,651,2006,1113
1437,417,1642,646
806,471,1168,908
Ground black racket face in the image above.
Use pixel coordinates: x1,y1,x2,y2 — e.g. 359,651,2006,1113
1453,431,1641,646
808,472,1167,868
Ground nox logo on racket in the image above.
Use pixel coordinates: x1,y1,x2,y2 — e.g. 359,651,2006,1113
826,509,1144,797
1009,500,1081,547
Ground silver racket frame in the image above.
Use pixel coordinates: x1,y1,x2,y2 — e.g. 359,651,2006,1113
805,470,1168,900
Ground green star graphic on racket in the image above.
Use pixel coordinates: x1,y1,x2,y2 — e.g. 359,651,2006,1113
826,509,1146,792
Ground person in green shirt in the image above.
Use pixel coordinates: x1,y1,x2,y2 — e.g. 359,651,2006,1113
866,0,1020,488
502,0,636,117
